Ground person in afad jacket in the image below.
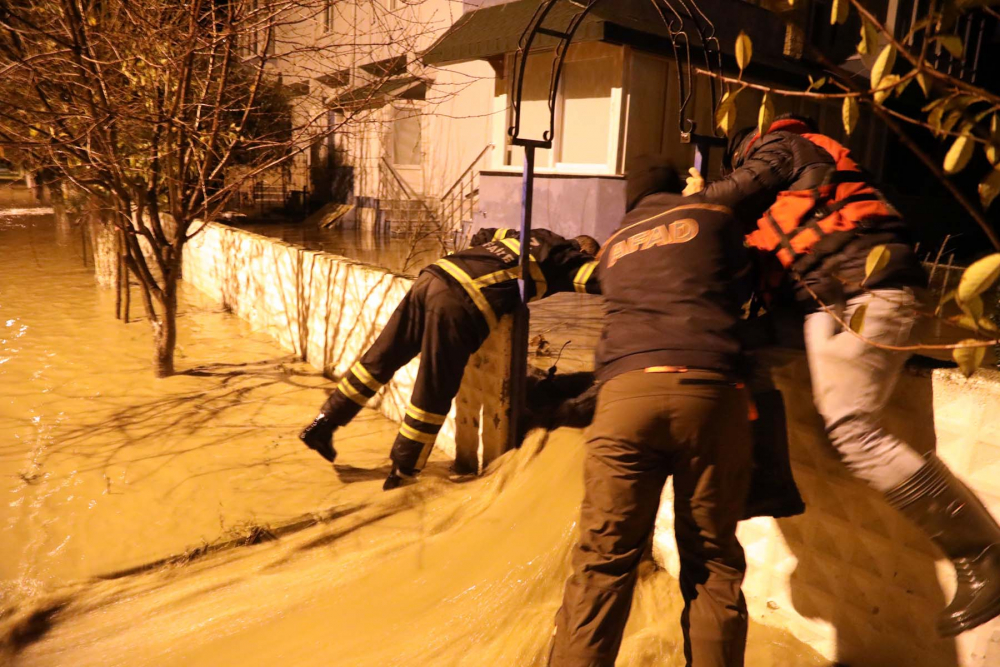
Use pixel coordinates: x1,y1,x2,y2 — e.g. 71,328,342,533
299,227,600,490
550,192,754,667
686,113,1000,637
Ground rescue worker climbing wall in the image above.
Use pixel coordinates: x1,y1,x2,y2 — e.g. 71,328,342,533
299,228,601,490
550,192,754,667
686,113,1000,637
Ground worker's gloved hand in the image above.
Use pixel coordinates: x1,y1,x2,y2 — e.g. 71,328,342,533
682,167,705,196
383,464,417,491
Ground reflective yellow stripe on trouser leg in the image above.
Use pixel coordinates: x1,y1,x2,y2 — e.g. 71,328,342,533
336,376,369,407
397,422,439,471
350,361,383,393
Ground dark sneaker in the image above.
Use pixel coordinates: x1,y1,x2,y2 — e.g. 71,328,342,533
299,414,337,463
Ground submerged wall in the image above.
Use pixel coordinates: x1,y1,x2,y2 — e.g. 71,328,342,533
182,222,510,471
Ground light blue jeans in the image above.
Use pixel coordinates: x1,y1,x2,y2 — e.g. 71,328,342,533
803,288,927,492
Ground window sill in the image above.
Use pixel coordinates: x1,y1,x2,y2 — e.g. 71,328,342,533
483,166,625,179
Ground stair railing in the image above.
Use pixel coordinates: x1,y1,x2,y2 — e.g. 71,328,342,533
439,143,493,249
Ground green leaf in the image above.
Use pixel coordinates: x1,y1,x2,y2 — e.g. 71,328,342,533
916,71,932,98
736,32,753,74
987,115,998,166
958,253,1000,304
953,341,986,378
849,303,868,335
950,314,986,333
944,130,974,175
831,0,849,25
922,96,947,113
874,74,901,104
936,288,957,315
843,97,859,136
895,76,912,96
935,35,964,59
864,245,891,283
940,110,962,137
928,105,946,133
981,166,1000,210
959,294,985,322
871,45,896,88
715,91,740,135
758,92,774,136
859,19,879,56
807,75,827,92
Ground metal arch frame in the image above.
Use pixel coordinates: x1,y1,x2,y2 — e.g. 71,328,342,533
503,0,727,452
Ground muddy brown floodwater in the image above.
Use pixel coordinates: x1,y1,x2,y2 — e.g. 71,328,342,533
231,221,446,277
1,206,829,666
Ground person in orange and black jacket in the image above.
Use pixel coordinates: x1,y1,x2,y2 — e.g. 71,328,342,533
299,227,600,490
551,193,754,667
686,113,1000,637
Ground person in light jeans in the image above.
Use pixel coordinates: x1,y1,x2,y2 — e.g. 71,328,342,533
687,113,1000,637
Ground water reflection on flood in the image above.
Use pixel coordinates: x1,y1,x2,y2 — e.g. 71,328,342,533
0,199,402,590
231,222,446,277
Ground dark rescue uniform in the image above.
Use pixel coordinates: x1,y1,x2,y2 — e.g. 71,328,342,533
551,198,753,667
319,228,599,474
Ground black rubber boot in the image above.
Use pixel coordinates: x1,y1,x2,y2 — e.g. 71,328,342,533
299,413,337,463
383,464,417,491
885,456,1000,636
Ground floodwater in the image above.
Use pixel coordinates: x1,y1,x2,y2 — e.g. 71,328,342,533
0,202,828,665
233,221,446,277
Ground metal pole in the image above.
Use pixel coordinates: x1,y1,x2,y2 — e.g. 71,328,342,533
507,144,537,451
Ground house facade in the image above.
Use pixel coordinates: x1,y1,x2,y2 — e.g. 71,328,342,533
258,0,995,244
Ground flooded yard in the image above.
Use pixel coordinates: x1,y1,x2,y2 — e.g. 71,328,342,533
0,199,826,666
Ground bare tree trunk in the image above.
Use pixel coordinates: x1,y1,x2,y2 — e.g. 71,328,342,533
115,230,123,320
152,283,177,378
122,260,131,324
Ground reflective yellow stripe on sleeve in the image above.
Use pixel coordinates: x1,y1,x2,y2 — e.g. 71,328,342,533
406,404,448,426
350,362,382,393
434,259,498,329
399,422,438,445
492,228,513,241
573,261,598,293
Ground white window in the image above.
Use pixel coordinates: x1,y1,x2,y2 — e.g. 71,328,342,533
556,57,614,170
324,0,334,32
505,47,620,174
391,105,422,166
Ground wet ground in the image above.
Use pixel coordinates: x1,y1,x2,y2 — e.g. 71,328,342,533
1,199,829,665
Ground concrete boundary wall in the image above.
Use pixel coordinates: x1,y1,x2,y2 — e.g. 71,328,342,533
182,222,510,470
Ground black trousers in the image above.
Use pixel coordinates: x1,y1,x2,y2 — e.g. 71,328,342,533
551,369,752,667
320,272,488,473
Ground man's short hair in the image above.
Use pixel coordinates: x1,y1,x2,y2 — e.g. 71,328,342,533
574,235,600,257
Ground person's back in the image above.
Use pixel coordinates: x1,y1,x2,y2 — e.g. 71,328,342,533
596,194,749,380
551,194,753,667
